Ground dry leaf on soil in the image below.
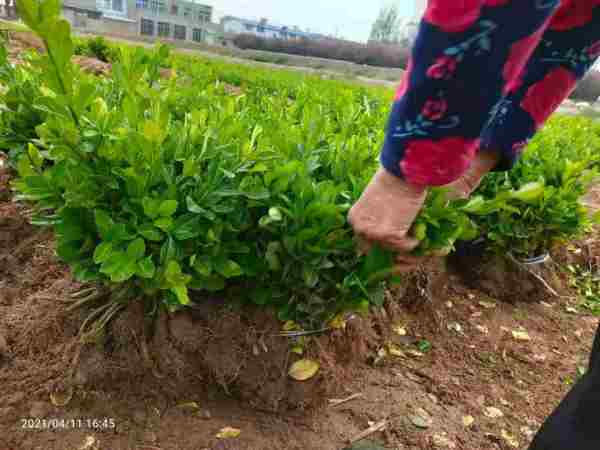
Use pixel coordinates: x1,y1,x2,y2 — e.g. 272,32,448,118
288,359,320,381
216,427,241,439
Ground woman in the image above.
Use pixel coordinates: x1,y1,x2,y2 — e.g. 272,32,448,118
348,1,600,448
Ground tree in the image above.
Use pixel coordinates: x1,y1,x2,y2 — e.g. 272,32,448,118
369,5,401,44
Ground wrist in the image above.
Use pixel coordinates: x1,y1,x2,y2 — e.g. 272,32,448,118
376,166,428,198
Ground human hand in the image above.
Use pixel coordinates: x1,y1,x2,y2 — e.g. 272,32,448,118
348,167,427,272
446,151,500,200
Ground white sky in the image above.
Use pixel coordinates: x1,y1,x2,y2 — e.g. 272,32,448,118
208,0,415,42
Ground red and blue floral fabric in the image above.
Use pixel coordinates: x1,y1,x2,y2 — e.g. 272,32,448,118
381,0,600,187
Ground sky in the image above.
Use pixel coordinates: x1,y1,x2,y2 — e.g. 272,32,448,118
208,0,415,42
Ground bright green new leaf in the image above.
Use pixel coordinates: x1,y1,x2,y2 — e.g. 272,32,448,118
93,241,113,264
126,238,146,260
158,200,178,217
100,250,137,282
511,182,545,203
269,207,283,221
154,217,174,232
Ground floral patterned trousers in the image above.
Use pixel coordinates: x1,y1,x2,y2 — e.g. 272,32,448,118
381,0,600,187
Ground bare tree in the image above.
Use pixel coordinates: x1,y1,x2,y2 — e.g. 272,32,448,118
369,4,401,44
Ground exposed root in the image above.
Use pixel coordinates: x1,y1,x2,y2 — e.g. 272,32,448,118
66,289,109,312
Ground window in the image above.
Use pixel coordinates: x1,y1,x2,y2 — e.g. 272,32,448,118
183,6,192,17
136,0,148,8
197,12,210,23
158,22,170,37
141,18,154,35
97,0,123,12
174,24,186,40
244,24,253,31
192,28,204,42
150,0,166,13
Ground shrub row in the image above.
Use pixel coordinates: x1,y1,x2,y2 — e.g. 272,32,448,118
233,34,410,69
3,0,599,334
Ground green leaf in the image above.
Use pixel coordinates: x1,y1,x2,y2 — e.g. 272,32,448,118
511,182,545,203
95,210,114,239
593,210,600,225
170,285,190,305
99,250,136,282
126,238,146,261
142,197,161,219
57,240,84,263
160,236,180,264
172,214,204,240
158,200,178,217
360,245,394,282
154,217,174,232
268,207,283,221
137,256,156,279
138,223,163,241
186,196,216,220
72,261,100,282
93,241,113,264
193,255,212,276
216,259,243,278
165,260,191,286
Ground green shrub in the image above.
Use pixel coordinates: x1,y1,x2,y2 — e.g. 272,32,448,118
471,116,600,258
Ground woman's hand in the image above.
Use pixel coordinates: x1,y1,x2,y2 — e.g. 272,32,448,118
348,167,427,271
348,152,499,272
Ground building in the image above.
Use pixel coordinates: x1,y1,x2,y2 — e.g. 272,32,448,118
220,16,327,41
59,0,220,44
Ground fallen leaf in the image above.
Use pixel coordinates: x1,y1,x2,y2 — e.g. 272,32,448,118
475,325,489,334
533,353,547,362
289,359,320,381
409,408,432,429
387,343,406,358
484,406,504,419
445,301,454,309
50,387,73,407
392,324,407,336
78,436,99,450
468,294,475,300
501,429,519,448
406,350,425,358
447,322,463,333
216,427,241,439
177,402,200,411
540,302,553,308
432,433,456,449
500,398,511,406
479,301,497,309
462,415,475,427
566,307,578,314
471,312,483,318
512,331,531,342
329,315,346,330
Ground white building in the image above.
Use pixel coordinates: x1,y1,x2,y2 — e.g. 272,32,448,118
221,16,326,40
